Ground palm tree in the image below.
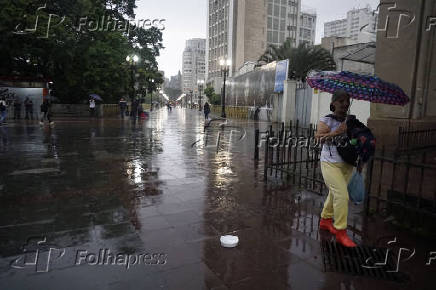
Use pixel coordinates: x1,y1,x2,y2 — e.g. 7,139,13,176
259,40,336,82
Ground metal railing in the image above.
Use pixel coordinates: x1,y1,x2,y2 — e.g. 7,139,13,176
261,120,325,195
210,105,250,119
397,127,436,153
365,147,436,221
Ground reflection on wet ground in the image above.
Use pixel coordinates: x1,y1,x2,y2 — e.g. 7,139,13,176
0,108,434,289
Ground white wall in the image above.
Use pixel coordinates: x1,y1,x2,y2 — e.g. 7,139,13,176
2,87,44,119
310,90,370,125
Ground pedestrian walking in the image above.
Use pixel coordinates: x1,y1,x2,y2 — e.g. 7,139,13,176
203,102,210,120
131,99,139,120
13,98,21,120
24,97,34,120
0,98,7,125
40,98,54,125
315,89,356,248
254,106,260,121
119,98,127,119
89,98,96,117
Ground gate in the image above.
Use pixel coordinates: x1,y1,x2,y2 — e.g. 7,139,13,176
295,82,312,128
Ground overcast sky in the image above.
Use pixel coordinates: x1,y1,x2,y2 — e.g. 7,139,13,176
136,0,380,78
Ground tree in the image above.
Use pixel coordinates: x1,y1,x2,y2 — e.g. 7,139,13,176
0,0,163,104
163,87,182,100
204,86,220,105
259,40,336,82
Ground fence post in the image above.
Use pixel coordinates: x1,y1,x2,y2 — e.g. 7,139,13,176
264,131,269,181
255,129,259,161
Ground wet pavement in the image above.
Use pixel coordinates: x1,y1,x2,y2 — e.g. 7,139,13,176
0,108,435,290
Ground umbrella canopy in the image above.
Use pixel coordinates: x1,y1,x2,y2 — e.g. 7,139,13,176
89,94,103,101
307,71,409,106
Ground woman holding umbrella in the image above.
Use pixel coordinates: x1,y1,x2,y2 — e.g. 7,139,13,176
315,89,356,247
309,70,409,248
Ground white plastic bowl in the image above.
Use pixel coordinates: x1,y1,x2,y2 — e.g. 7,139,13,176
220,235,239,248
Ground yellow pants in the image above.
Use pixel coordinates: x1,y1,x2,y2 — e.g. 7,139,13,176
320,162,354,230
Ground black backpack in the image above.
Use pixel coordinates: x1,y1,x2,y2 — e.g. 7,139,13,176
326,114,376,166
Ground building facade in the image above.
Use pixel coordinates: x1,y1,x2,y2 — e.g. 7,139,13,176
182,39,206,94
266,0,301,47
168,71,182,90
206,0,306,92
299,9,316,45
324,6,377,44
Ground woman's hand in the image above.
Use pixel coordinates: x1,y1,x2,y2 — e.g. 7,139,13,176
332,121,347,136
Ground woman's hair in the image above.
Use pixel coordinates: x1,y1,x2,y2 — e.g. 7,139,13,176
330,89,350,112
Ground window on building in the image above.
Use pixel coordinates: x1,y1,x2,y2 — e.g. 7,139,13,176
273,31,278,43
280,7,286,18
279,32,285,43
280,20,285,31
273,18,279,30
267,30,273,43
274,5,280,17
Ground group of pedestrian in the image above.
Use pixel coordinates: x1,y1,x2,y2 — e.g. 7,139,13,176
0,97,37,125
118,98,147,121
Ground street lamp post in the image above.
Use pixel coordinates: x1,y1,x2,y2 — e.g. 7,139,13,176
190,90,193,109
126,55,139,102
197,80,204,112
219,58,231,118
149,79,155,111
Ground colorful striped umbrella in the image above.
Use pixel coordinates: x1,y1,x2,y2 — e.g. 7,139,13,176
306,71,409,106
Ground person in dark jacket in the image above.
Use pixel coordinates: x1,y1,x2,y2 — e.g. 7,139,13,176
130,99,139,120
40,98,53,125
203,102,210,120
119,98,127,119
24,97,34,120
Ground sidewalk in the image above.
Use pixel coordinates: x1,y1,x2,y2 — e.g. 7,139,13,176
0,108,434,289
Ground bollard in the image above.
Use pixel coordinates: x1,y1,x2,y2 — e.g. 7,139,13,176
255,129,260,160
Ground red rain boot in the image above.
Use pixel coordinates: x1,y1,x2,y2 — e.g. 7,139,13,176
335,229,357,247
319,218,338,234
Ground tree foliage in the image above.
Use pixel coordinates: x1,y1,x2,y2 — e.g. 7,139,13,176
0,0,164,103
163,87,182,100
204,86,220,105
259,40,336,82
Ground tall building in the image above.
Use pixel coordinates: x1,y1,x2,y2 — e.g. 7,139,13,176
206,0,304,91
267,0,301,47
168,71,182,90
182,39,206,94
324,6,377,43
299,9,317,45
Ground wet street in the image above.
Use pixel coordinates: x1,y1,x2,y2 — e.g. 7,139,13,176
0,108,434,290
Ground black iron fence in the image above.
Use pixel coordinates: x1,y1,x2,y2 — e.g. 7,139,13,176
397,127,436,153
258,120,436,223
259,120,325,195
365,147,436,223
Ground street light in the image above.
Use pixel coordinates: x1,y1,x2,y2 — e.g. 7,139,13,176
126,55,139,101
197,79,204,112
219,58,231,118
149,78,155,111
